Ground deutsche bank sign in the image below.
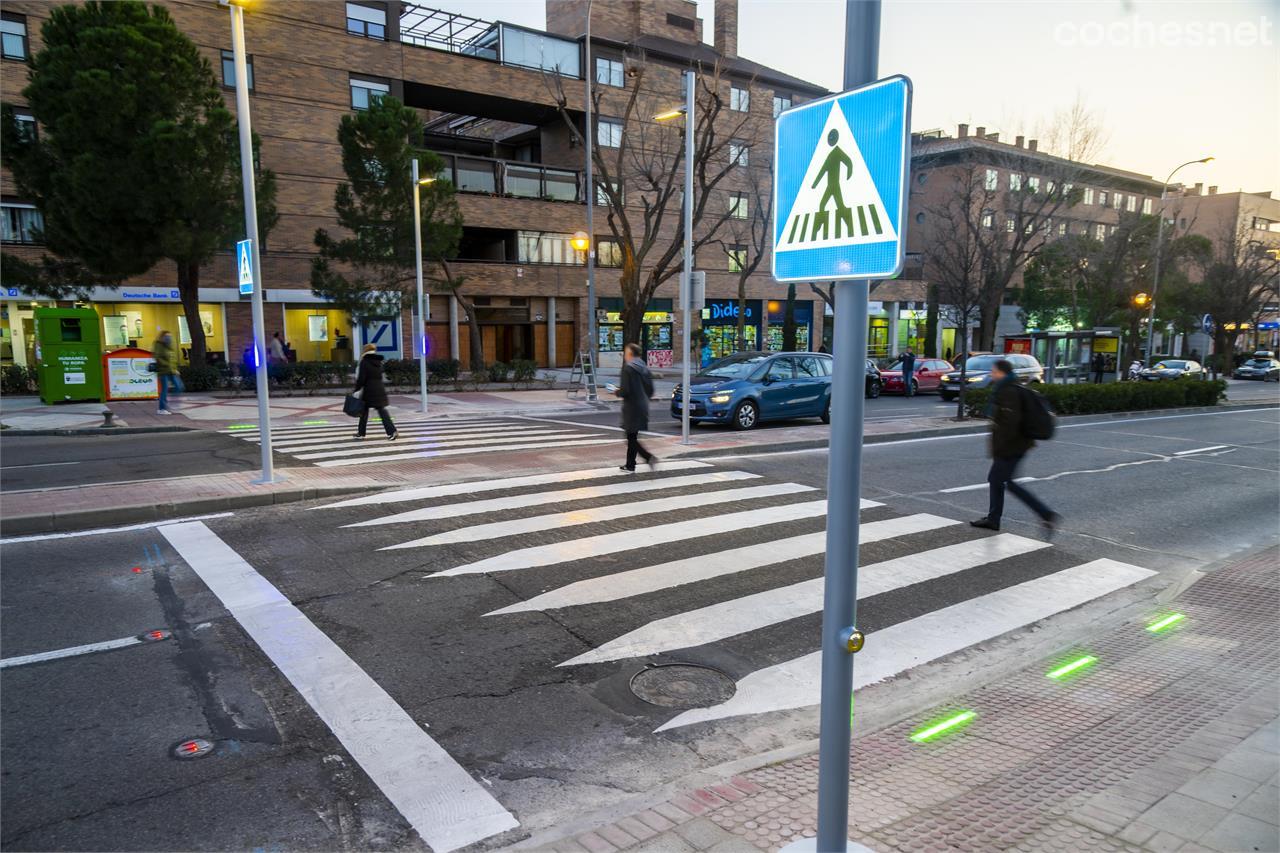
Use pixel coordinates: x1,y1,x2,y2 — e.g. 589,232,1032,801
772,76,912,282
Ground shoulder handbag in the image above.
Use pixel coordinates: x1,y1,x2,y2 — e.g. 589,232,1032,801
343,389,366,418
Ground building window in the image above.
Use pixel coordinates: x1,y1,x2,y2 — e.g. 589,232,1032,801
596,178,622,207
346,3,387,40
772,94,792,118
1143,198,1153,215
1094,223,1105,240
1028,176,1040,193
728,244,747,272
597,118,622,149
729,140,748,167
1009,173,1022,191
517,231,588,266
1005,217,1015,232
12,111,36,142
1126,195,1137,212
597,239,623,268
350,76,389,110
220,50,254,91
1,13,27,61
729,192,748,219
2,203,43,243
984,169,998,191
1083,187,1095,205
730,85,749,112
1058,221,1067,236
981,210,994,229
1113,193,1123,209
1097,190,1108,207
595,57,623,88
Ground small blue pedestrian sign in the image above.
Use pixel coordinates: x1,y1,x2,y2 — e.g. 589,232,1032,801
237,238,254,296
773,76,912,282
1201,314,1214,335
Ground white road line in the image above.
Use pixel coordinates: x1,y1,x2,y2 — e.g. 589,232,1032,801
0,512,235,545
220,417,499,436
0,460,82,470
658,557,1156,732
1174,445,1230,456
489,513,958,616
939,478,1032,494
346,471,760,528
314,461,710,510
517,415,666,438
561,533,1049,666
435,499,837,577
159,522,517,851
291,430,580,460
314,438,617,467
0,634,150,669
248,420,541,442
383,482,820,550
264,424,553,449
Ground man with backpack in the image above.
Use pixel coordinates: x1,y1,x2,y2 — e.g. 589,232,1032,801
970,359,1060,535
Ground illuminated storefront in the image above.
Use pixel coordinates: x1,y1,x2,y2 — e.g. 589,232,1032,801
701,298,761,359
765,299,813,352
597,297,673,368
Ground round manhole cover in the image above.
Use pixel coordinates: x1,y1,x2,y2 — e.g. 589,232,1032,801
630,664,736,709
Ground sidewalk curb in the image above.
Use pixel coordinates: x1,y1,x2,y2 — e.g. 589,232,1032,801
0,482,387,537
1,425,193,437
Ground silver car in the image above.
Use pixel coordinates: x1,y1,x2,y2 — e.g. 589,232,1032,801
1139,359,1203,381
1233,354,1280,382
939,353,1044,402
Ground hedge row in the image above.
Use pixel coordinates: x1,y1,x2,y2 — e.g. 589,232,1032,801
962,377,1227,418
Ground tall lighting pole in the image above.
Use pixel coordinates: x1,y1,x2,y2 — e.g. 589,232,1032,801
1146,156,1213,366
583,0,597,399
228,0,277,483
411,159,434,413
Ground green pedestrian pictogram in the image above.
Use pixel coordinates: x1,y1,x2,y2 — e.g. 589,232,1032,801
811,129,856,240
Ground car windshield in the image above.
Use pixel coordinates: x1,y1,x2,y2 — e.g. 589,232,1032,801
963,356,1002,372
700,354,768,379
1155,361,1187,370
1246,359,1273,367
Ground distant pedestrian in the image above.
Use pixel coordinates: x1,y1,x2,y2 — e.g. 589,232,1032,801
352,343,398,441
1091,351,1106,383
944,348,953,362
899,349,916,397
970,359,1059,535
701,340,713,367
616,342,656,472
270,332,287,364
153,330,183,415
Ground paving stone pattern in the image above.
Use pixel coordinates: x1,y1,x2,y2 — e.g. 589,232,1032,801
539,548,1279,852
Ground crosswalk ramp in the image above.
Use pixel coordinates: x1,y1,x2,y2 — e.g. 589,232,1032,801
219,416,618,466
312,461,1158,733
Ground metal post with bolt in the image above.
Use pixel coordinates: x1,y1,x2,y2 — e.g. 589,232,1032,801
1146,156,1213,366
228,0,277,484
411,158,431,414
583,0,598,400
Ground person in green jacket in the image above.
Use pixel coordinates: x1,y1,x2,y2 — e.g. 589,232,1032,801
153,330,184,414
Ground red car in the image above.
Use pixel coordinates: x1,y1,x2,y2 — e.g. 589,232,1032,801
880,357,954,395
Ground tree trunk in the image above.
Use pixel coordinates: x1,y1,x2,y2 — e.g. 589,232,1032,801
783,282,797,351
956,326,969,420
735,274,747,351
924,284,939,358
176,261,207,366
977,291,1001,351
452,293,485,371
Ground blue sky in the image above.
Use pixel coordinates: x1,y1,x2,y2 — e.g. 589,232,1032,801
421,0,1277,194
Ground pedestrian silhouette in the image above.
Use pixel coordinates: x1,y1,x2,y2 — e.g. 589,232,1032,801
811,129,854,239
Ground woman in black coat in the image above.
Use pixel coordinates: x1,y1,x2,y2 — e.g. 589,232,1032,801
353,343,399,440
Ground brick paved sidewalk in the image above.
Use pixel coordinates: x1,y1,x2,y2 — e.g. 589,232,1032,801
523,548,1279,853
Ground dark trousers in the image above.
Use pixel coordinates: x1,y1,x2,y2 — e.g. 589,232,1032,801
987,454,1053,522
1093,370,1104,384
358,406,396,437
625,431,652,469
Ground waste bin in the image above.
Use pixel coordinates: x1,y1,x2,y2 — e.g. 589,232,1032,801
34,307,104,404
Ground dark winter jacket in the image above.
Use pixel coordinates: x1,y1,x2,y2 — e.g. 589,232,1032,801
990,380,1034,459
354,352,389,409
619,358,654,433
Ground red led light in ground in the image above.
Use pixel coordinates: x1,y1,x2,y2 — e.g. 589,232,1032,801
132,567,143,573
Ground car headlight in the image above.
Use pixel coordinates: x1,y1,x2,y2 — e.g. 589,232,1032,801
709,392,732,404
671,387,680,399
966,375,983,383
944,374,958,382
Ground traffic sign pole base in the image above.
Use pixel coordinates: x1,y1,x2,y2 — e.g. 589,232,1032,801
251,474,287,486
779,838,876,853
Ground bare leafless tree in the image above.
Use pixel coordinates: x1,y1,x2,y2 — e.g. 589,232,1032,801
715,159,772,351
1201,220,1280,370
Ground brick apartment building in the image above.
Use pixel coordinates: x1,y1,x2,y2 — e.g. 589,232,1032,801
0,0,830,372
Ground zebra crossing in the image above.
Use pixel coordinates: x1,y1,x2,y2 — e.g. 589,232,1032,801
219,416,619,466
311,459,1160,734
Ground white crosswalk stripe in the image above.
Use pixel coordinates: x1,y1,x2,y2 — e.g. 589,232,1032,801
293,430,582,460
656,558,1156,731
558,533,1050,666
264,424,555,449
345,471,761,527
316,438,618,467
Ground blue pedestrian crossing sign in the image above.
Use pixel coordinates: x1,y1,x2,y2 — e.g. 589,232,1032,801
237,238,254,295
773,75,912,282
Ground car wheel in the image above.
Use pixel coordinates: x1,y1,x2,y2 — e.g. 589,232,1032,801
910,378,919,396
732,399,759,431
867,380,881,399
940,391,956,402
820,401,831,424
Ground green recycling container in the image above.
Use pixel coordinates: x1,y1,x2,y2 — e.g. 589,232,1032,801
35,307,104,404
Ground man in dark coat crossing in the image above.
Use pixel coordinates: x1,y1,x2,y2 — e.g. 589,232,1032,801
616,342,657,472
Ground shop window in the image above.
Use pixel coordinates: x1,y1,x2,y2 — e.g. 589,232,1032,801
1,203,43,243
221,50,254,91
346,3,387,40
350,76,389,110
1,13,27,61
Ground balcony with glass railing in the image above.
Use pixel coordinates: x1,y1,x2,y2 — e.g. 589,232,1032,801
433,152,582,203
400,4,582,79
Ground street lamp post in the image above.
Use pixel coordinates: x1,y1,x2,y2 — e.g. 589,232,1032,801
228,0,277,483
1146,156,1213,366
583,0,597,398
654,72,696,446
411,159,434,414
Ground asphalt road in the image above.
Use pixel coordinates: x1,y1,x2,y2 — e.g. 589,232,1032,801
1,404,1277,851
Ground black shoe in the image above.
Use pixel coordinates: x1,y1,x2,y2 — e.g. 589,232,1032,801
1042,513,1062,539
970,517,1000,531
619,465,636,473
647,456,659,470
388,430,399,441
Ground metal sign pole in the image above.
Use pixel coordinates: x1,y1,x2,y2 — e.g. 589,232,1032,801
412,158,429,414
681,69,695,446
230,3,276,484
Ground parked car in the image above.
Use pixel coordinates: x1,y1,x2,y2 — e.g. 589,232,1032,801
864,359,883,398
1232,353,1280,382
939,353,1044,401
1139,359,1203,381
880,357,954,395
671,351,833,430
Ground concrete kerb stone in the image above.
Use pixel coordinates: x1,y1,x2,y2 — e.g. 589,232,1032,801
0,425,193,437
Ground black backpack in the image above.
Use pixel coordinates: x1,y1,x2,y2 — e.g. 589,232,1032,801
1018,385,1056,440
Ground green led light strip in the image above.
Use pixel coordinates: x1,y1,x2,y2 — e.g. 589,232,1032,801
1146,613,1185,633
227,424,256,430
1047,655,1098,680
301,419,330,425
909,710,976,743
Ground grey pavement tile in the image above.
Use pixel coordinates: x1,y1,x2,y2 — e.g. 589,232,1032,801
1241,726,1280,755
1088,791,1159,821
1139,793,1230,841
1234,785,1280,826
633,835,697,853
1213,748,1280,783
1147,831,1192,852
1177,768,1263,809
704,841,757,853
1117,821,1158,845
673,819,736,851
1197,813,1280,853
